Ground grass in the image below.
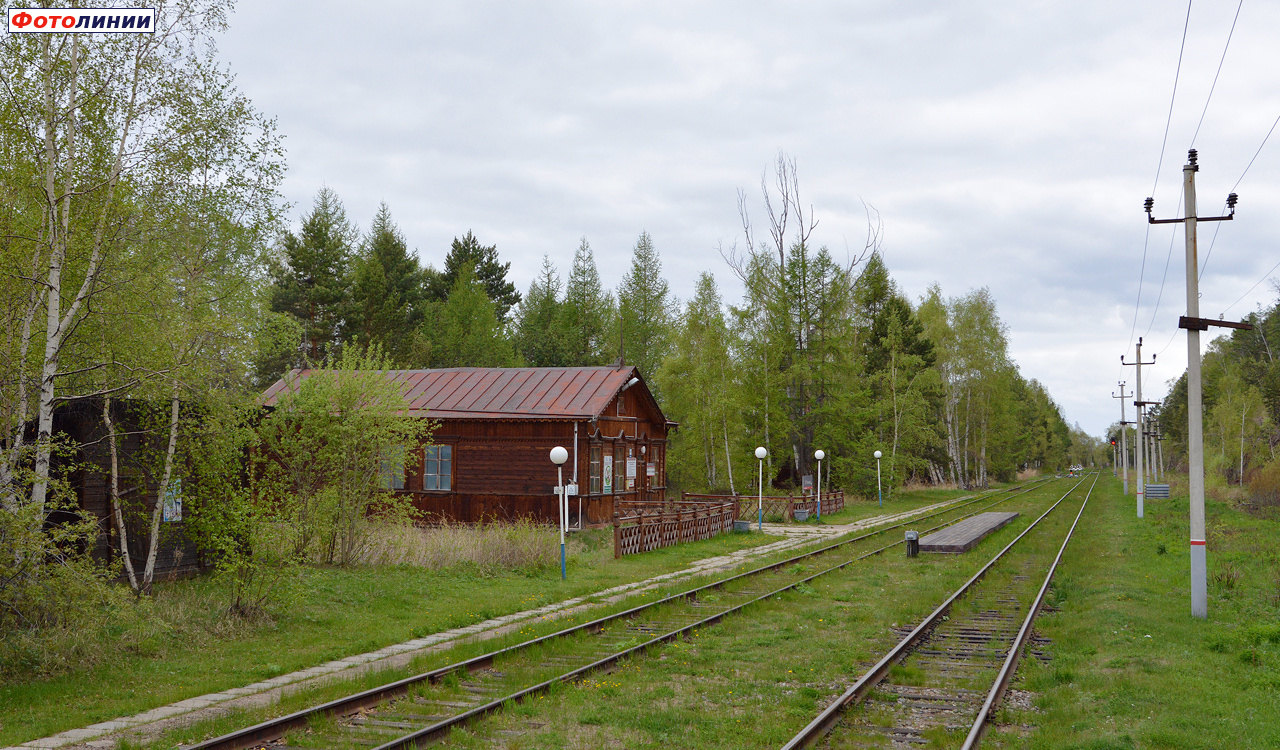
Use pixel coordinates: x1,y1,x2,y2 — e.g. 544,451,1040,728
386,481,1074,748
983,474,1280,749
815,480,1018,525
0,524,777,746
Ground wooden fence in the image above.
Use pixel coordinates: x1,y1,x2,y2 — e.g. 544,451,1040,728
681,491,845,522
612,499,737,558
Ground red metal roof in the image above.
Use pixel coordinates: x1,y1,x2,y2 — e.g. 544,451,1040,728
260,366,654,421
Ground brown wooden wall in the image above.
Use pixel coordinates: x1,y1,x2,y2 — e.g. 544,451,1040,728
399,385,670,526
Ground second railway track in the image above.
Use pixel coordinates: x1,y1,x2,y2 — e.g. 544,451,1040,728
784,473,1098,749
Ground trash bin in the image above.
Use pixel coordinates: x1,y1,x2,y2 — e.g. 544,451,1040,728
733,519,751,533
905,530,919,557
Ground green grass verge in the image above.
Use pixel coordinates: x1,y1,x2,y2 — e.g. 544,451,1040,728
980,473,1280,749
0,528,779,746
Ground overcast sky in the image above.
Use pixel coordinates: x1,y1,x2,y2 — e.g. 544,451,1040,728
216,1,1280,437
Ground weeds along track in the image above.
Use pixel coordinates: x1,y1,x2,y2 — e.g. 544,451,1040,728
782,473,1098,750
186,478,1063,750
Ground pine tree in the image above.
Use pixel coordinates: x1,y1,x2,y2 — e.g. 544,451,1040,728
617,232,673,385
270,188,357,365
432,231,521,324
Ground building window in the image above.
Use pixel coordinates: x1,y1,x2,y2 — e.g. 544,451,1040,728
613,444,626,494
589,444,603,494
423,445,452,491
379,446,406,490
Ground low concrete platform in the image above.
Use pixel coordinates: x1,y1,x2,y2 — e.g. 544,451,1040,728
918,511,1019,553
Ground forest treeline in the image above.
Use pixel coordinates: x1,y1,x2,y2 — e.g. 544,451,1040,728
1154,297,1280,497
259,160,1080,499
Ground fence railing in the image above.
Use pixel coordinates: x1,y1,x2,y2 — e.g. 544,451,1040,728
681,491,845,522
612,499,737,558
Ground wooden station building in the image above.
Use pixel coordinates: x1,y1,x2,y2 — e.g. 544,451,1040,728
261,365,674,526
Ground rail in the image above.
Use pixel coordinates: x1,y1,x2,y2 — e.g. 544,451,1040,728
781,474,1092,750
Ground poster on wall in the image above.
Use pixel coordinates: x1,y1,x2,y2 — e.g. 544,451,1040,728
603,455,613,493
646,462,656,477
626,457,637,490
162,478,182,522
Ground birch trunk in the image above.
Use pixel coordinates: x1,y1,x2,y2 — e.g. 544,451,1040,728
140,390,181,594
722,412,735,495
30,34,140,515
104,398,139,591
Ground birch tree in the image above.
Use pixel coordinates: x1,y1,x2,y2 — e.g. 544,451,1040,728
1,0,268,515
1,1,284,598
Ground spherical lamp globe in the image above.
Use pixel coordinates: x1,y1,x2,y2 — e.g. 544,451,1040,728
755,446,768,460
550,446,569,465
873,450,883,459
814,449,825,461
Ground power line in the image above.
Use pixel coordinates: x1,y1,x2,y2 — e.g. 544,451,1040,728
1144,194,1184,337
1131,0,1194,350
1232,112,1280,192
1222,258,1280,316
1197,203,1227,281
1189,0,1244,148
1147,2,1241,334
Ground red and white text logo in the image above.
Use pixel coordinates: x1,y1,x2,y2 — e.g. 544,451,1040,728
7,8,155,33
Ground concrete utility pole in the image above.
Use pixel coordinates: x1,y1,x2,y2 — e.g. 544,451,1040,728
1146,148,1249,619
1123,339,1156,519
1158,428,1165,482
1112,384,1131,495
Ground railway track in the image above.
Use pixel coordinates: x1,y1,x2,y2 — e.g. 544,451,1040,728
186,478,1063,750
781,473,1097,749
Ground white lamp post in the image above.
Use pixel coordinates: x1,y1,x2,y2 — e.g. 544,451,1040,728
873,449,883,508
550,446,569,580
814,449,825,521
755,446,768,530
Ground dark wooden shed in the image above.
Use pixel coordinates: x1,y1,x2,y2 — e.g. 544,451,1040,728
42,399,201,579
261,365,673,526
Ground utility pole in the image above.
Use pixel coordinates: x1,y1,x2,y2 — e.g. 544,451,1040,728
1145,148,1250,619
1136,399,1161,485
1112,383,1131,495
1122,340,1155,518
1157,427,1165,482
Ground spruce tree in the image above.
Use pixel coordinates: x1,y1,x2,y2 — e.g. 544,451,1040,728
270,188,358,365
513,256,568,366
560,238,613,366
617,232,674,384
349,203,428,364
422,264,517,368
